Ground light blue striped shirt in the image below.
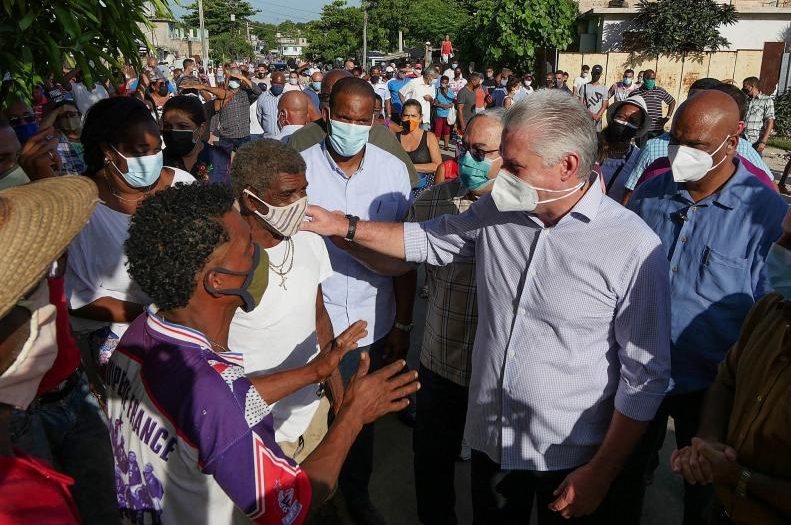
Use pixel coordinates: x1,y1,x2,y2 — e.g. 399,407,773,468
404,178,672,470
303,141,412,346
255,90,282,139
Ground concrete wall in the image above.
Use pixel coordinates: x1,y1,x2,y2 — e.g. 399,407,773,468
599,14,790,52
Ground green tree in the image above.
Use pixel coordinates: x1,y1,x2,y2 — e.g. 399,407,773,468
460,0,577,71
407,0,471,49
0,0,171,104
304,1,363,62
209,32,255,63
182,0,259,37
628,0,737,59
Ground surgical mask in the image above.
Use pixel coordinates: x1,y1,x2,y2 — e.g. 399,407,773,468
217,74,225,83
163,129,198,157
288,78,299,85
271,85,284,96
555,79,564,88
244,189,308,238
623,77,633,86
582,72,589,78
767,243,791,299
459,151,498,191
110,146,163,188
643,78,656,90
668,136,729,183
205,243,269,313
491,169,585,212
0,281,58,410
57,116,82,132
327,109,371,157
523,80,532,87
604,119,639,143
228,79,241,89
311,81,322,91
451,64,458,69
13,122,38,145
500,79,508,87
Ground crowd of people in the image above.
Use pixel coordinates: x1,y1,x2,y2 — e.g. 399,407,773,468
0,45,787,525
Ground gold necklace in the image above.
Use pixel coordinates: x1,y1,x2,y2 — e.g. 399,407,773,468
103,173,153,203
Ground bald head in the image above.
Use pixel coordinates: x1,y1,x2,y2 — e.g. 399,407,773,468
321,69,353,97
278,91,311,128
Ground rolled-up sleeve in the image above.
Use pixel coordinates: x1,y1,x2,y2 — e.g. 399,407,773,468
613,237,672,421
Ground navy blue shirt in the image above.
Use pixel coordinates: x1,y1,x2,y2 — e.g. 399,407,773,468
628,158,788,393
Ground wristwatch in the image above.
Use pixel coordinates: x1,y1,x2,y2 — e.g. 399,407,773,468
345,214,359,242
394,321,414,333
735,468,751,497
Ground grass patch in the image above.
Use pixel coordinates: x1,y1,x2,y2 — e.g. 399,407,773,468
768,137,791,151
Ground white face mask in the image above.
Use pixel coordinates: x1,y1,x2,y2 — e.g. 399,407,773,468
0,281,58,409
668,136,730,183
491,169,585,212
244,188,308,238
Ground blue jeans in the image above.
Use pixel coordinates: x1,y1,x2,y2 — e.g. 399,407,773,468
11,372,118,524
337,338,386,504
218,135,251,150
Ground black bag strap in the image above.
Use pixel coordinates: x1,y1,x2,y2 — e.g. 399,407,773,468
606,146,635,195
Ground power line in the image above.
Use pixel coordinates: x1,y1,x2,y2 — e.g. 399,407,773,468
259,1,323,16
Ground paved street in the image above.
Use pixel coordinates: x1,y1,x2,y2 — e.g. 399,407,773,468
317,267,684,524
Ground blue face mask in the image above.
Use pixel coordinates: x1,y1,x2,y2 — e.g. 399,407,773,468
271,85,284,96
111,146,163,188
311,81,322,92
228,80,241,89
459,151,497,190
13,122,38,145
327,109,371,157
767,243,791,299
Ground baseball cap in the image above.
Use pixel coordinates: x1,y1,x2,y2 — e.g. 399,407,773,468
592,65,603,75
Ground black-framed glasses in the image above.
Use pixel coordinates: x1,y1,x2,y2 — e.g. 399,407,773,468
460,142,499,161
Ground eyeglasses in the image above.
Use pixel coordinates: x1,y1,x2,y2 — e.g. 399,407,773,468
8,114,36,126
460,142,499,161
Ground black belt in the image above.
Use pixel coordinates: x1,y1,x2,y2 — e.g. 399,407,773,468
37,369,82,405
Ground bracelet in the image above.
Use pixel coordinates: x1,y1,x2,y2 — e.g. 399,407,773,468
344,214,359,242
735,468,751,497
394,321,414,332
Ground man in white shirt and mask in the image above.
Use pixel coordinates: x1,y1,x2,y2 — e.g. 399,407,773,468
276,91,311,142
228,139,338,462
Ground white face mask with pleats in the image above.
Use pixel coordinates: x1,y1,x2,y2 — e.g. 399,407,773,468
491,169,585,212
668,136,730,183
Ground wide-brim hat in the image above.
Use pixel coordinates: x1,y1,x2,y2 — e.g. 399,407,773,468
607,95,652,138
0,177,99,318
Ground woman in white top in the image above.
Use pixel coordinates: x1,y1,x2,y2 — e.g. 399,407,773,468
66,97,194,371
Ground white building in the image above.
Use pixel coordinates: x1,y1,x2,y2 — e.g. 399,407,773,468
577,0,791,52
276,33,308,58
140,16,209,63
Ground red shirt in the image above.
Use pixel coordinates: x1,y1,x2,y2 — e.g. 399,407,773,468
474,86,485,109
0,449,80,525
441,40,453,55
442,159,459,181
36,277,81,395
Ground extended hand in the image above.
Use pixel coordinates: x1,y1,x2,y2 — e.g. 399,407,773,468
340,354,420,426
310,320,368,381
549,463,612,519
302,204,347,237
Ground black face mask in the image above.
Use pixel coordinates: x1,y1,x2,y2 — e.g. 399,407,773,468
604,121,637,144
163,129,197,157
158,85,169,97
370,75,380,84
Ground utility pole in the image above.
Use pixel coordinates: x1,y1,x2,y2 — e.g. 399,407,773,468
198,0,208,66
362,1,368,69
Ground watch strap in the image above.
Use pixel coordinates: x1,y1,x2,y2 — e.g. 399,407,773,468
394,321,414,332
345,214,359,242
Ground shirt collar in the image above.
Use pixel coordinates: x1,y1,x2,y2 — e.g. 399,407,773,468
567,173,603,223
320,140,368,179
144,305,211,350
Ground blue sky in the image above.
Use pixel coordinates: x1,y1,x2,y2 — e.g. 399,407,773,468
172,0,361,25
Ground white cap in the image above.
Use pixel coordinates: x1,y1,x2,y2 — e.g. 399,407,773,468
607,95,652,138
385,66,394,73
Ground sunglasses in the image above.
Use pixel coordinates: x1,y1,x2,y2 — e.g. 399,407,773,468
8,114,36,126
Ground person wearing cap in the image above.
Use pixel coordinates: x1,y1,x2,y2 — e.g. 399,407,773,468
599,96,650,203
112,182,418,524
578,65,609,132
628,89,787,525
0,177,99,524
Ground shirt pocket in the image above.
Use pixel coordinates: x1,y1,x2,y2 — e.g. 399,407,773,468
694,246,750,304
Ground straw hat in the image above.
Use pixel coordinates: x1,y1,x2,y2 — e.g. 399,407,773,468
0,177,99,318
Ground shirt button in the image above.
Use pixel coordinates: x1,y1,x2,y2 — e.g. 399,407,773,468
690,206,698,212
672,266,679,272
680,236,688,243
519,308,527,316
757,395,763,402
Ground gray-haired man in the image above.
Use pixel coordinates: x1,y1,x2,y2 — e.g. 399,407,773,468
302,90,672,523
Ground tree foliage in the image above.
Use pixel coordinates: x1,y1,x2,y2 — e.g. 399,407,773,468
0,0,171,104
629,0,737,58
304,1,363,62
182,0,259,37
460,0,577,71
209,32,255,63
